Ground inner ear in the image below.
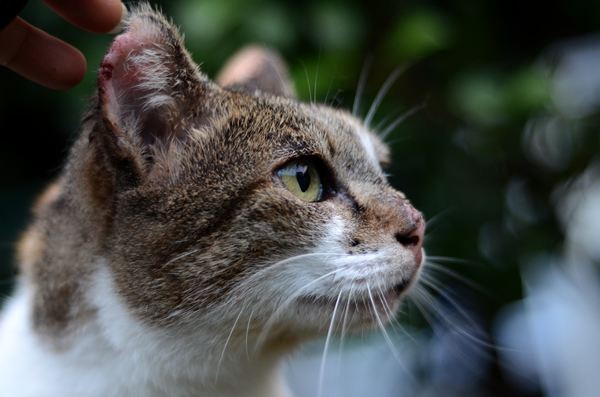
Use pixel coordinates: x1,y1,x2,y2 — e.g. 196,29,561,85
101,53,176,146
216,45,295,97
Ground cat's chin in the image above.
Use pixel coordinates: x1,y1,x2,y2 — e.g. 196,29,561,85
296,282,408,331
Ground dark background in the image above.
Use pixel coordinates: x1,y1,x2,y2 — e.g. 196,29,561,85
2,1,600,396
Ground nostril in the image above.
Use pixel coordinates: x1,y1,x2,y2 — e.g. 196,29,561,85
395,233,420,247
394,216,425,266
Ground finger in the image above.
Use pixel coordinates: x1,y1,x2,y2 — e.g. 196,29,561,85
0,17,86,90
42,0,124,34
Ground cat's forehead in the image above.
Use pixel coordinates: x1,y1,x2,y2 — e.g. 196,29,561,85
206,91,389,180
311,104,389,167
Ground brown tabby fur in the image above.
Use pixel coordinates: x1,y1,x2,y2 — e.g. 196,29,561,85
16,4,422,355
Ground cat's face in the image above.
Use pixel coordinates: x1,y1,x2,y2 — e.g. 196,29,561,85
87,5,424,340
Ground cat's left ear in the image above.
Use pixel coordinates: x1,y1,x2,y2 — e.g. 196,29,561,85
97,5,207,153
216,45,295,97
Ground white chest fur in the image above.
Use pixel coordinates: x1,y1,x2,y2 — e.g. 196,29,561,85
0,267,292,397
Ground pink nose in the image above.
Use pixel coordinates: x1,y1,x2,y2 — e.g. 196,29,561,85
395,206,425,266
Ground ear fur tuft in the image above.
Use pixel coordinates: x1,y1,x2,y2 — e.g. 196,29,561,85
98,4,206,153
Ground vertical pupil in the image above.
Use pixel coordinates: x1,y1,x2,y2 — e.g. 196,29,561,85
296,165,311,192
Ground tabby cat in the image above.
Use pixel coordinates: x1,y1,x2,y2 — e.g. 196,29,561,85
0,5,424,396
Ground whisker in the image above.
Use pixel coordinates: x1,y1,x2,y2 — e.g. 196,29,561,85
407,286,450,338
375,283,415,343
418,278,494,348
337,284,354,368
425,256,474,265
324,74,337,107
245,309,254,360
339,284,355,343
423,261,489,295
254,266,346,350
408,286,459,343
379,103,425,139
223,252,351,347
299,60,313,104
366,283,412,376
353,54,373,117
423,209,454,230
317,291,342,397
314,45,321,105
215,306,244,382
419,275,466,310
261,43,292,97
364,65,409,127
329,89,343,108
407,289,441,341
162,248,200,267
395,300,421,345
374,112,397,133
375,283,406,341
234,252,351,295
375,283,394,319
409,287,498,374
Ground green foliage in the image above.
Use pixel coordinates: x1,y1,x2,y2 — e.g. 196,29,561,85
384,8,453,61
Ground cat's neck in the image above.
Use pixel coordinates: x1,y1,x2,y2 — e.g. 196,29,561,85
89,263,296,396
0,263,295,397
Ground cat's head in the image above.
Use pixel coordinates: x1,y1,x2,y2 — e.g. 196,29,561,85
78,4,424,342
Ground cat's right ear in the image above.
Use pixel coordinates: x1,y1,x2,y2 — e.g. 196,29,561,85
94,5,208,179
216,45,295,97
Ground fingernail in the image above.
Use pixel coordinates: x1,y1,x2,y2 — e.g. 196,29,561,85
107,3,129,34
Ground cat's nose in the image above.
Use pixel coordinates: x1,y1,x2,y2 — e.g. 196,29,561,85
394,205,425,266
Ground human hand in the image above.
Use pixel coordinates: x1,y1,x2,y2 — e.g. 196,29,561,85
0,0,126,89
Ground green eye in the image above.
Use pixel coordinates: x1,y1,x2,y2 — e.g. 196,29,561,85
278,158,322,202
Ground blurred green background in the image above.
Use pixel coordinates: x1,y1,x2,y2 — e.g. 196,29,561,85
1,0,600,396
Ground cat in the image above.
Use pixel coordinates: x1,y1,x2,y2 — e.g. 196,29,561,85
0,4,425,397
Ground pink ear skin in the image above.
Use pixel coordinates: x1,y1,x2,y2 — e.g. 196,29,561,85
98,28,150,145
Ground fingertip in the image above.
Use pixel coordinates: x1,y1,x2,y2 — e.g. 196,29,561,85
43,0,125,34
50,46,87,89
107,4,129,34
39,45,87,90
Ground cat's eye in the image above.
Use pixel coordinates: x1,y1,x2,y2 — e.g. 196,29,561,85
278,158,322,202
